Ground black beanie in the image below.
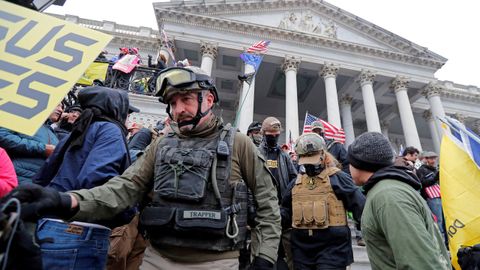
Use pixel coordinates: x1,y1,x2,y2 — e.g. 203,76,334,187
347,132,394,172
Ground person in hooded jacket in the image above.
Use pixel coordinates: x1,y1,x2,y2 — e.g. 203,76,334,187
54,104,83,141
348,132,450,270
32,86,145,270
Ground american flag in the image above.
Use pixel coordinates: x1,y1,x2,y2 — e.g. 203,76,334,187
303,112,346,144
246,40,271,54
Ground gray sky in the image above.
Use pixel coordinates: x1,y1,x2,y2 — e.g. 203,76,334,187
47,0,480,87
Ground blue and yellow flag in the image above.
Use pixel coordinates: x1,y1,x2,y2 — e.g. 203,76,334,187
440,117,480,269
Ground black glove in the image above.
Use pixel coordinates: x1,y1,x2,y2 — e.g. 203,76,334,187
248,256,274,270
4,183,74,222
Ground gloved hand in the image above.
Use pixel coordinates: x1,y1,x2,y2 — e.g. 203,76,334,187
248,256,274,270
3,183,74,222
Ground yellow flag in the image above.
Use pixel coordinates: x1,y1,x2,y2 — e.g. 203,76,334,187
0,1,112,136
440,134,480,269
77,62,110,86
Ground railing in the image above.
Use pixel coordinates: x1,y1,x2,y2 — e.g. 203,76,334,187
100,62,161,96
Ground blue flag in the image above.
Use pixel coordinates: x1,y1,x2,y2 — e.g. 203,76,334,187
240,53,263,72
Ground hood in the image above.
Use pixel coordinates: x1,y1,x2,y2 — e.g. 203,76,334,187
363,165,422,195
78,86,130,125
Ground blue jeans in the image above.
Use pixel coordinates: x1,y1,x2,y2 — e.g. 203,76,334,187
427,198,448,245
36,218,111,270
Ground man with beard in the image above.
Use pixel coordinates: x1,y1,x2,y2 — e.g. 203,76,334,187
258,117,297,270
348,132,450,270
7,66,281,270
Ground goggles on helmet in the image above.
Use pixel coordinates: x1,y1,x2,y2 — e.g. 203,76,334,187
155,67,217,103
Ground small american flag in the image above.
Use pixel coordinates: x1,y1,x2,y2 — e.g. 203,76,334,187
246,40,271,54
303,112,346,144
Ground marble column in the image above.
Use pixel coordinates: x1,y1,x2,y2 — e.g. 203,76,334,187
422,83,447,139
320,63,341,127
381,120,390,139
423,110,441,153
200,42,218,76
357,70,381,132
282,56,301,143
236,63,256,134
391,76,422,150
340,94,355,146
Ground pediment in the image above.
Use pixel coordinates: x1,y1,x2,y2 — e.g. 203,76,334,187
153,0,447,66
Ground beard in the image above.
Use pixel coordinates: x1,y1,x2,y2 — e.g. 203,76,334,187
175,112,195,131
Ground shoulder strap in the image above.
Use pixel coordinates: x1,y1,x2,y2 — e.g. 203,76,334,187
319,167,341,179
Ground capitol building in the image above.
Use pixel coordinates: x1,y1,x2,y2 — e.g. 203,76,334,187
50,0,480,154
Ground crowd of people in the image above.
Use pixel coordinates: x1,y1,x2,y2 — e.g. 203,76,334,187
0,63,457,270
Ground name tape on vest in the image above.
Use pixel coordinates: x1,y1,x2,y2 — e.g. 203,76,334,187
183,210,221,220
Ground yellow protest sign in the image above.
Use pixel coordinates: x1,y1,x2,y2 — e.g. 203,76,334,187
77,62,110,86
0,2,112,136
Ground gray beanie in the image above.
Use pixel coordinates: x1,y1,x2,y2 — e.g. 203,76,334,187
347,132,394,172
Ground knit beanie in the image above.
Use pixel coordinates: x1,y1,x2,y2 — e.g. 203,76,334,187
347,132,394,172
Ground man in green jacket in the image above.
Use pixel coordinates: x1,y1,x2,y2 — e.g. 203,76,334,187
347,132,450,270
8,66,281,270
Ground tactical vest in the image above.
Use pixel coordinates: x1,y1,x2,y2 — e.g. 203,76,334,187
292,167,347,229
140,125,248,252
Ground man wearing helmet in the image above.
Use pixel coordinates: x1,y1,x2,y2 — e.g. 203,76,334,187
8,66,281,270
310,120,349,174
281,133,365,270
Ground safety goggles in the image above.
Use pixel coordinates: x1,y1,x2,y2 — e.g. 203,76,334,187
156,67,199,97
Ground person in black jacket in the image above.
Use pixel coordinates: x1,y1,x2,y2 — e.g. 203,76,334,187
310,120,349,174
282,133,365,270
416,151,447,245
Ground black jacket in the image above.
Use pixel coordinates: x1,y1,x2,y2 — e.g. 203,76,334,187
364,165,422,195
326,139,350,174
416,164,439,198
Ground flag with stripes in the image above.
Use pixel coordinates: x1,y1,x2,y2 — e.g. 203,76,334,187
246,40,270,54
302,112,346,144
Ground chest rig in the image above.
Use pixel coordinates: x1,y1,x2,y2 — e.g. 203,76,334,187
292,167,347,229
140,125,248,251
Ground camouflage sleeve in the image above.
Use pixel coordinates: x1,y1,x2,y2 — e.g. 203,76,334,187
232,132,281,264
68,138,159,222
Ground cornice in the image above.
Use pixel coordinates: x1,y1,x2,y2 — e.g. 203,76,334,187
154,0,446,64
155,9,445,69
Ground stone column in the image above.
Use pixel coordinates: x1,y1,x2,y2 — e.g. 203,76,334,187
320,63,341,127
236,63,256,134
381,120,390,139
340,94,355,146
200,42,218,76
423,110,441,153
422,83,447,139
391,76,422,150
357,70,381,132
282,56,301,143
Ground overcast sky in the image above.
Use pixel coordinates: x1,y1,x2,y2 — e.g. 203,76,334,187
46,0,480,87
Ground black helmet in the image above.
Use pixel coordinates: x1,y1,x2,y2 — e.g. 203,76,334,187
247,121,262,133
155,66,218,104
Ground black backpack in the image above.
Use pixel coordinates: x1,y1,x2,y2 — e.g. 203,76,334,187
458,244,480,270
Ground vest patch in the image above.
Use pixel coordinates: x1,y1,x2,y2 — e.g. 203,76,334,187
183,210,221,220
266,159,278,168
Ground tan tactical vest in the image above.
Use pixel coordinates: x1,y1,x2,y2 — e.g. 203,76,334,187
292,167,347,229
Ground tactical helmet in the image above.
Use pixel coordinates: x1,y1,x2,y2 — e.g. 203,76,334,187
247,121,262,134
262,117,282,132
155,66,218,104
311,120,324,131
295,133,326,165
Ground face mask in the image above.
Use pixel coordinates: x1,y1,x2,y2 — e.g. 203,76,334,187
304,164,324,177
264,134,279,147
250,133,263,146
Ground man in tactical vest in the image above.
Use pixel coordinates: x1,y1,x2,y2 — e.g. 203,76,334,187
6,66,281,270
281,133,365,270
258,117,297,270
310,120,349,174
